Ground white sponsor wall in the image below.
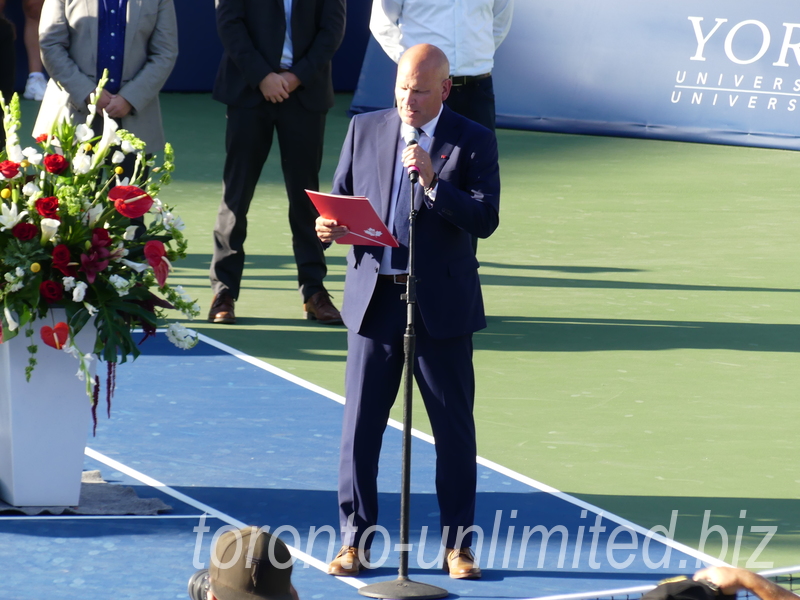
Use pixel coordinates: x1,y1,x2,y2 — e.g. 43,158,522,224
353,1,800,150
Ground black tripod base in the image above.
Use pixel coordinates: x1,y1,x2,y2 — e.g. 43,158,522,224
358,577,448,599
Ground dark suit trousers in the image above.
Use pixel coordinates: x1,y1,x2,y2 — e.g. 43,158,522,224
444,75,496,132
444,75,495,256
339,278,478,550
211,95,327,302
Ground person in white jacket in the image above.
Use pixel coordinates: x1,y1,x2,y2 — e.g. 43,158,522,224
370,0,513,132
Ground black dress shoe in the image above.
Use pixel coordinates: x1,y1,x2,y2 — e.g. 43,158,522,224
208,293,236,324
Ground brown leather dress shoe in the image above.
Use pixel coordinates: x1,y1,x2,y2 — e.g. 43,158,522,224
327,546,370,576
208,293,236,324
444,547,482,579
303,290,343,325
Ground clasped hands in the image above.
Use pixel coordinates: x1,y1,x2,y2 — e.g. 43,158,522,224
259,71,301,103
92,89,133,119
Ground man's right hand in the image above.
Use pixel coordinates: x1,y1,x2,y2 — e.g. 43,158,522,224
316,216,349,244
90,89,113,111
259,72,290,103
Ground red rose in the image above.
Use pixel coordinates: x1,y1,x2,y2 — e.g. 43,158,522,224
109,185,153,218
52,244,77,277
0,160,20,179
35,134,48,143
43,153,69,175
91,227,112,248
36,196,60,219
39,280,63,303
12,222,38,241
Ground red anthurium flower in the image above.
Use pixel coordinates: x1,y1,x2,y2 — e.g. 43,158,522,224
36,196,60,219
143,240,165,265
0,160,20,179
43,153,69,175
12,222,38,241
109,185,153,218
39,280,63,303
52,244,77,277
144,240,169,287
41,322,70,350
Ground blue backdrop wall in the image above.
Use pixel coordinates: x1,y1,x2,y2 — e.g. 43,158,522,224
10,1,800,151
6,0,371,93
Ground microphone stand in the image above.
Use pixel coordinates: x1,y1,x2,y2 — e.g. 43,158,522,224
358,171,448,600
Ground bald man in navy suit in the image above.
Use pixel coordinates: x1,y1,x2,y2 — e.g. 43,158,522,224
317,43,500,580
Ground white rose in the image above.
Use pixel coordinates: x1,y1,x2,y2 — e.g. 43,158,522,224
72,281,88,302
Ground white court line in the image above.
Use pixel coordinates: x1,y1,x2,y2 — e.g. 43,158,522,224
83,447,366,590
197,333,724,566
759,565,800,577
90,332,769,596
520,564,800,600
196,333,435,442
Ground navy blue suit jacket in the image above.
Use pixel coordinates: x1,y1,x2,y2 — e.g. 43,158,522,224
331,106,501,339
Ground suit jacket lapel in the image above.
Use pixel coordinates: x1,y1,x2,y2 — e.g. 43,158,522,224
376,110,400,223
428,106,455,207
124,0,141,67
83,0,99,65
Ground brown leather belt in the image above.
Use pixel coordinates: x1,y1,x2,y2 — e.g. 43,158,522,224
450,73,491,86
378,274,408,284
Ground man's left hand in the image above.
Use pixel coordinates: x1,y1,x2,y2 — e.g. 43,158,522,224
105,95,133,119
279,71,301,94
402,144,435,188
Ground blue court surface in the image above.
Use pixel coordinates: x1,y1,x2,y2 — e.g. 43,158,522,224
0,333,727,600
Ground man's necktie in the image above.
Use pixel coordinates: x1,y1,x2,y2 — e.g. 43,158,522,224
391,129,422,270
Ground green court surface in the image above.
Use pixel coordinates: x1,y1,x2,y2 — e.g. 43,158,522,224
14,93,800,570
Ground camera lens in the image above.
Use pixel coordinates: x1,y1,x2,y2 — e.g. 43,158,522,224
187,569,211,600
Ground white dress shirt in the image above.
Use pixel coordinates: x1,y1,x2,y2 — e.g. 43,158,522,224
380,108,442,274
370,0,514,77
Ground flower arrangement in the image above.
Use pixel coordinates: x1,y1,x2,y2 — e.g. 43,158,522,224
0,77,199,424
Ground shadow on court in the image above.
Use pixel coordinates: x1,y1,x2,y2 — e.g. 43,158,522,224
479,316,800,353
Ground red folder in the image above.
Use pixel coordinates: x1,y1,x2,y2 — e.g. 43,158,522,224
306,190,399,247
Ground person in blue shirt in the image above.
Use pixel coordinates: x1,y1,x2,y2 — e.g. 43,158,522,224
35,0,178,153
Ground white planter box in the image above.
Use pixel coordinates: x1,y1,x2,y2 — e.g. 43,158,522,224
0,309,96,506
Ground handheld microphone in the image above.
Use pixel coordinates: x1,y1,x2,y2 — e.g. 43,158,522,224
403,128,420,183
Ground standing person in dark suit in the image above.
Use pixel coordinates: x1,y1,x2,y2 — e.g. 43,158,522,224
208,0,346,326
316,43,500,580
